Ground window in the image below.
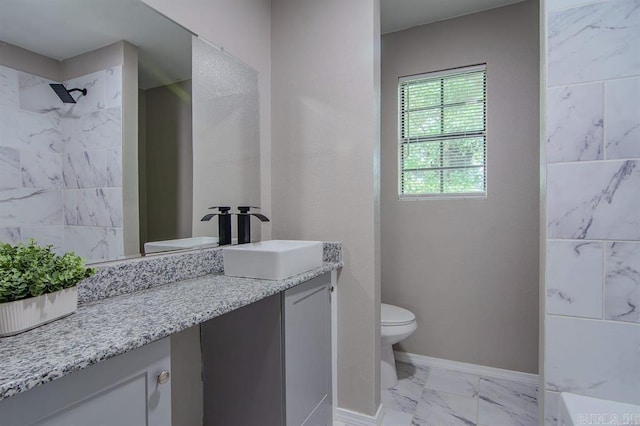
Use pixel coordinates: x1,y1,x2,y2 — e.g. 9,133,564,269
398,64,487,199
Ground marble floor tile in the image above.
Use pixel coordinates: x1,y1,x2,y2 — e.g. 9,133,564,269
380,361,539,426
382,362,429,413
478,378,538,426
397,360,429,385
382,408,413,426
425,367,479,398
413,389,477,426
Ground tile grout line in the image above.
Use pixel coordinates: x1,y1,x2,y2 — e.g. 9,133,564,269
475,375,481,426
411,365,430,425
386,362,540,425
409,378,425,426
602,241,607,320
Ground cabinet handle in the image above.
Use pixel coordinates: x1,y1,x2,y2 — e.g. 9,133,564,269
157,370,170,385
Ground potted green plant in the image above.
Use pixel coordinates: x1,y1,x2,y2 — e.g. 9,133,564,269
0,240,96,337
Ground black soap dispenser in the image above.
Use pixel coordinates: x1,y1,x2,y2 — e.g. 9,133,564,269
201,206,232,245
236,206,270,244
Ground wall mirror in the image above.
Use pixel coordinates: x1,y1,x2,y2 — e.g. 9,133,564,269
0,0,261,263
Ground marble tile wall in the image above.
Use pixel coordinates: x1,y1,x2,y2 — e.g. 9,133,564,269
0,64,123,262
544,0,640,423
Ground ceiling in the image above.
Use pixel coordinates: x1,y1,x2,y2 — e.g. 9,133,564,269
0,0,193,89
381,0,526,34
0,0,526,85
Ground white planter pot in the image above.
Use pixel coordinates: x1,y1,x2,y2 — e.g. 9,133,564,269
0,287,78,337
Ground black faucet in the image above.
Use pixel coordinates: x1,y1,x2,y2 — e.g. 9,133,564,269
236,206,270,244
201,206,232,245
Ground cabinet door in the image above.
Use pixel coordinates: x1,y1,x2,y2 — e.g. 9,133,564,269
201,293,284,426
0,338,171,426
284,273,332,426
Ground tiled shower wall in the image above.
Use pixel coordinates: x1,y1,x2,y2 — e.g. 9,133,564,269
544,0,640,423
0,64,124,262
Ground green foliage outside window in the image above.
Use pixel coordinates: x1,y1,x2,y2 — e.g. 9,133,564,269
399,66,487,197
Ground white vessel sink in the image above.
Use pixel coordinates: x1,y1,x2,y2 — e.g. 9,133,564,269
144,236,219,254
223,240,323,280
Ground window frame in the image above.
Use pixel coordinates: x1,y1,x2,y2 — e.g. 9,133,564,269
397,64,487,201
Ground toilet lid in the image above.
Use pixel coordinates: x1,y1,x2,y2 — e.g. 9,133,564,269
381,303,415,326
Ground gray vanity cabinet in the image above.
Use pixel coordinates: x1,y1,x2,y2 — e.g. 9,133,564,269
0,338,171,425
283,273,332,426
201,293,285,426
202,272,333,426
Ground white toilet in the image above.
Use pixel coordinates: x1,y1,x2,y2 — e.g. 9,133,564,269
380,303,417,389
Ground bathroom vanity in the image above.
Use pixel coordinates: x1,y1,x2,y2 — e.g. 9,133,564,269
0,338,172,425
202,273,332,425
0,243,342,425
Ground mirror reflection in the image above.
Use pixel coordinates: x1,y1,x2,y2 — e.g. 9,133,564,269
0,0,260,263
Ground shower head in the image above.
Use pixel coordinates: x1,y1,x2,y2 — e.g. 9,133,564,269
49,84,87,104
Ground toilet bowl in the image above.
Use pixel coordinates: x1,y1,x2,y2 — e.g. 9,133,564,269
380,303,417,389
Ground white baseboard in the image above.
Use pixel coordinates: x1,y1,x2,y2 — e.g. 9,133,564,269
394,351,539,386
335,403,384,426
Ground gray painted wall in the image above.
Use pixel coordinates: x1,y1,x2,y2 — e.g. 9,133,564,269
139,89,148,252
139,0,278,418
147,0,383,415
142,0,272,242
121,42,140,258
271,0,381,415
61,41,127,81
170,326,202,426
381,0,540,374
191,38,260,240
0,41,59,81
140,80,193,245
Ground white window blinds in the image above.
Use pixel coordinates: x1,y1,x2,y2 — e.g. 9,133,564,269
398,64,487,198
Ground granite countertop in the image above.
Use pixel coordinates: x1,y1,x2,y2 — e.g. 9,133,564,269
0,252,342,401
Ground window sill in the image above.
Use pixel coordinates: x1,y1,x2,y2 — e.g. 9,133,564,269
399,193,487,201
